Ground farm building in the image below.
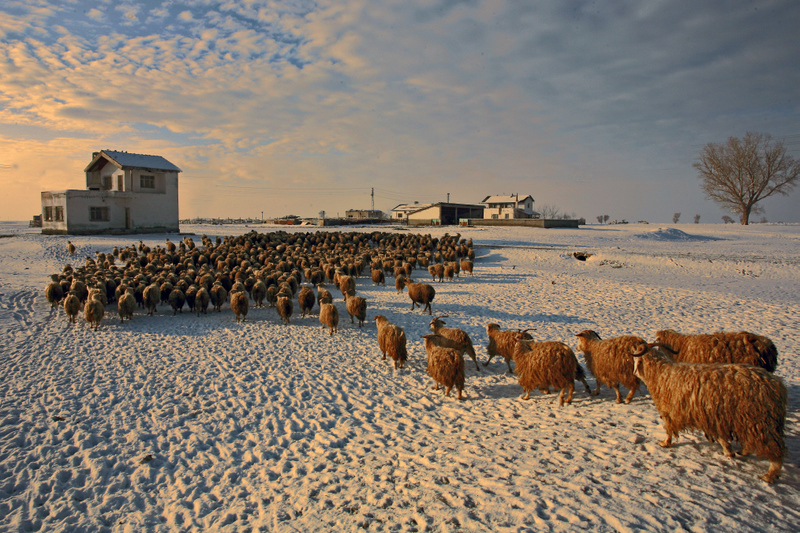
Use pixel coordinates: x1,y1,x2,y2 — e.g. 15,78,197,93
406,202,485,226
345,209,385,220
40,150,181,235
482,194,539,219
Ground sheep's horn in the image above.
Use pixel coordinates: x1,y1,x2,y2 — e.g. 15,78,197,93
647,342,678,355
631,343,649,357
519,328,536,334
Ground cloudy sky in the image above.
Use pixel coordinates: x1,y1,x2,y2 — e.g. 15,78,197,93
1,0,799,223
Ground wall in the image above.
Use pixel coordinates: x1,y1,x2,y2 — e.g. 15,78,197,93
468,218,580,228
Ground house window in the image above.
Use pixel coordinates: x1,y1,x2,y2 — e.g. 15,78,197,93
504,214,510,219
44,206,53,221
90,206,109,222
55,206,64,221
102,176,112,190
491,214,498,219
140,175,155,189
117,175,124,191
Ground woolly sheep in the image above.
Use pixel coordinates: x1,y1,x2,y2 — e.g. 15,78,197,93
169,288,186,315
422,334,465,400
63,291,80,323
277,294,293,325
195,287,210,316
375,315,408,369
84,289,104,331
395,273,407,294
404,279,435,315
371,268,386,286
118,289,136,323
230,291,249,322
632,343,787,483
67,240,76,255
143,283,160,316
460,259,473,276
337,274,355,300
45,276,64,308
428,264,444,282
316,284,333,306
430,316,480,372
513,336,590,405
319,302,339,336
485,323,533,373
575,330,643,404
210,282,227,312
655,329,778,373
297,286,315,317
251,280,267,308
344,289,367,327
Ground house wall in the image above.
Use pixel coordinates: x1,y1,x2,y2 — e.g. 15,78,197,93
41,172,179,235
407,206,442,225
41,191,68,233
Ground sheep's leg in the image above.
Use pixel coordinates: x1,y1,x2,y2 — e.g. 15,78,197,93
611,384,623,403
624,382,640,404
762,460,783,483
578,376,591,394
591,382,601,396
718,439,735,458
505,357,514,374
562,383,575,406
522,389,530,400
483,354,495,367
470,355,481,372
456,388,464,400
444,385,452,397
659,420,676,448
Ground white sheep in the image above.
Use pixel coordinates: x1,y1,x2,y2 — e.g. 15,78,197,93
430,316,480,372
632,342,787,483
655,329,778,373
575,330,643,404
374,315,408,369
421,334,465,400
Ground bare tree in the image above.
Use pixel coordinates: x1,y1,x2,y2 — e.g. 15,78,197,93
694,214,700,224
596,215,603,224
538,204,560,219
694,132,800,224
673,212,681,223
722,215,735,224
603,214,610,223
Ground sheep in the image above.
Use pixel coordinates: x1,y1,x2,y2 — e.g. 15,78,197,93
395,273,407,294
655,329,778,373
195,287,210,316
421,334,465,400
371,268,386,286
230,290,249,322
63,291,81,323
276,294,293,325
317,284,333,306
575,330,643,404
118,289,136,323
485,323,533,373
430,316,480,372
631,342,786,483
251,279,267,308
428,263,444,282
319,302,339,336
83,289,104,331
404,279,435,315
169,288,186,315
337,274,355,300
512,336,590,405
45,276,64,308
297,286,315,317
67,240,76,255
344,289,367,327
143,283,160,316
210,282,227,312
460,259,473,276
443,264,455,281
374,315,408,369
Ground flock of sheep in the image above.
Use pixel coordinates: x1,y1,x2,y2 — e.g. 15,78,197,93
43,229,786,483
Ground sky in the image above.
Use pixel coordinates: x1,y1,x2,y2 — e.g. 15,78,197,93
1,0,799,223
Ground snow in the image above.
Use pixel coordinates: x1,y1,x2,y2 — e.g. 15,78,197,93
1,222,799,532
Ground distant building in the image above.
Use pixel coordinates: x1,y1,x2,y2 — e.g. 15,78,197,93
406,202,485,226
40,150,181,235
345,209,384,219
481,194,538,219
391,202,433,221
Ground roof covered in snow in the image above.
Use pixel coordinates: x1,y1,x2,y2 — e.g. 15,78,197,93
84,150,182,173
481,195,534,204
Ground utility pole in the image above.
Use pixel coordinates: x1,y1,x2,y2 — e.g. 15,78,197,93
447,193,450,203
371,187,374,213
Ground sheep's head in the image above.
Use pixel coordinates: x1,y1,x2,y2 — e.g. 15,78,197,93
486,323,500,333
575,330,600,350
430,316,448,331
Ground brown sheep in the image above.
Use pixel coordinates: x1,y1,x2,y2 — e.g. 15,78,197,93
63,291,81,323
117,289,136,323
45,276,64,308
297,286,315,317
196,287,210,316
319,303,339,336
230,291,249,322
169,288,186,315
655,329,778,373
404,279,435,315
371,268,385,286
143,283,160,316
276,294,293,325
460,259,473,276
421,334,465,400
430,316,480,372
344,289,367,327
632,342,786,483
375,315,408,369
316,284,333,306
485,323,533,373
83,289,105,331
575,330,643,404
512,337,590,405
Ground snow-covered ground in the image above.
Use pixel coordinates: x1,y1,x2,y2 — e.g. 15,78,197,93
1,221,798,532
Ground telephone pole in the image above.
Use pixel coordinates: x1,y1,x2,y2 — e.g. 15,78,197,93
371,188,374,213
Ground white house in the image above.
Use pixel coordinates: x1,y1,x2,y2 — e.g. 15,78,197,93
41,150,181,235
481,194,538,219
405,202,485,226
390,202,433,221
